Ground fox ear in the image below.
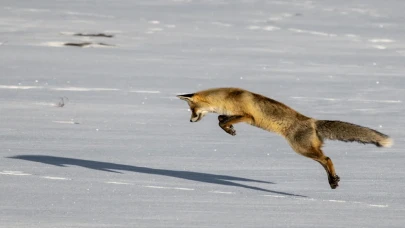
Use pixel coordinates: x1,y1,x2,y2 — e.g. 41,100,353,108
177,93,195,102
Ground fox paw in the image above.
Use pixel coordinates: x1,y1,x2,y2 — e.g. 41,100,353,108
329,175,340,189
225,127,236,136
334,175,340,182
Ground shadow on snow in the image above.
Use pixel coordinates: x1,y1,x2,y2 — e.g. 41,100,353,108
9,155,306,197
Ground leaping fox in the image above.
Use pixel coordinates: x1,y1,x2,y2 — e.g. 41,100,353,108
177,87,393,189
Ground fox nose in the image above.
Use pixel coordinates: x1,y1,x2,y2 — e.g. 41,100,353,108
190,119,192,122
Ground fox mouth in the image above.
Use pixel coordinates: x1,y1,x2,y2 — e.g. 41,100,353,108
190,113,202,122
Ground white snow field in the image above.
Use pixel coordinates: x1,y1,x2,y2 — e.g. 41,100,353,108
1,0,404,227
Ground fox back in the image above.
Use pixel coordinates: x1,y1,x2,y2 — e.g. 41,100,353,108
177,87,310,135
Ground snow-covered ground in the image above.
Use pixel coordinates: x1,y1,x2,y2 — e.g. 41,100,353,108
1,0,404,227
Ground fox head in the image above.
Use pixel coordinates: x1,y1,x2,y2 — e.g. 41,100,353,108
177,93,211,122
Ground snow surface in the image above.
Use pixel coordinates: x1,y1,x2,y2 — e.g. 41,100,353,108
1,0,404,227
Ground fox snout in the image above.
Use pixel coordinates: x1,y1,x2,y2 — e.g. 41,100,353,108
190,112,202,122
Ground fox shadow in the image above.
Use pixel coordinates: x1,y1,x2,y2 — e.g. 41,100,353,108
9,155,305,197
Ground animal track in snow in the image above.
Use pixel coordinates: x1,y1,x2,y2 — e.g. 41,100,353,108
64,42,114,47
41,41,114,48
73,33,114,38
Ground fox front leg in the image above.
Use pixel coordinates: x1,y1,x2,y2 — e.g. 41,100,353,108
218,115,236,136
218,115,230,123
218,115,255,136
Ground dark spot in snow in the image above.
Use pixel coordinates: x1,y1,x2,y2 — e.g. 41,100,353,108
74,33,114,38
64,42,115,47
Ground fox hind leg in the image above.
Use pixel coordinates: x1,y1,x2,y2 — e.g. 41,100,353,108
313,153,340,189
301,148,340,189
288,130,340,189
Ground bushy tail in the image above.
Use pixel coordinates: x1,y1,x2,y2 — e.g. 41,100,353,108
315,120,393,148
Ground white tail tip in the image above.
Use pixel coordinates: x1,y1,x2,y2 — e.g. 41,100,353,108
380,138,393,148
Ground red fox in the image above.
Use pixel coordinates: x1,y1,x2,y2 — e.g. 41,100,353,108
177,87,393,189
